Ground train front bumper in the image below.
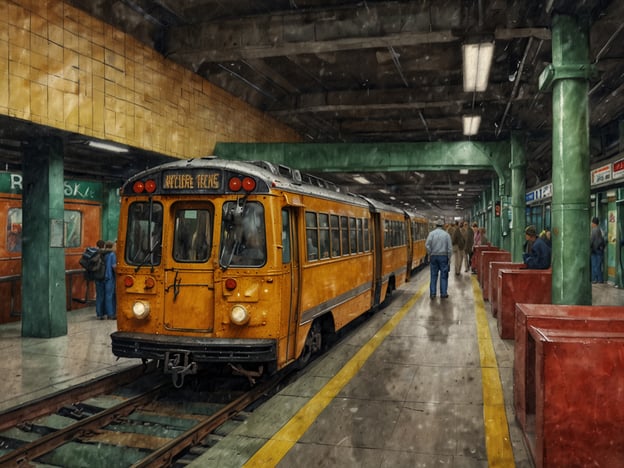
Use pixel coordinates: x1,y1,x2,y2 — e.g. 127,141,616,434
111,331,277,362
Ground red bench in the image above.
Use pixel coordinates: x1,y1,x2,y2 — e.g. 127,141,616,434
514,304,624,434
476,246,500,284
526,325,624,467
479,250,511,300
470,244,494,273
496,268,551,339
488,262,525,316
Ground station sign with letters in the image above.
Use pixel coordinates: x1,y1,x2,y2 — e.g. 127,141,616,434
0,172,103,200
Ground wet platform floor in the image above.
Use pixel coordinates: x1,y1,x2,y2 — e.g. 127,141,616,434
1,271,622,467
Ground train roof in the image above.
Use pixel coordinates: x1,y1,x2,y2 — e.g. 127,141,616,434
123,156,376,208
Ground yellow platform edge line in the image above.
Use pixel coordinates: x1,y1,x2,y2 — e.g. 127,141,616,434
471,275,516,467
243,286,426,467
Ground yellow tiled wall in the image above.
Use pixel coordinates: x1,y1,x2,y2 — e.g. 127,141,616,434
0,0,301,157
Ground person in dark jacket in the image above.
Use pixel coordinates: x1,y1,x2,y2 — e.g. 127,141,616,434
522,225,551,269
590,217,606,283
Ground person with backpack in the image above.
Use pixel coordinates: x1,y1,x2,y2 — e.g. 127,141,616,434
102,240,117,320
590,217,606,284
91,240,107,320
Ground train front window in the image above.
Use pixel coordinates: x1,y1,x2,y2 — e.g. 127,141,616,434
219,201,266,268
126,202,163,266
173,206,212,262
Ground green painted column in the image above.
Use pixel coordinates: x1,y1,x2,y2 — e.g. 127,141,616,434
540,14,592,305
510,135,526,262
102,182,121,242
490,179,499,247
22,137,67,337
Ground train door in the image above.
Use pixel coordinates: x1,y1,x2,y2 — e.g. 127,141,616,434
371,211,383,306
281,207,301,362
405,217,413,280
163,203,215,331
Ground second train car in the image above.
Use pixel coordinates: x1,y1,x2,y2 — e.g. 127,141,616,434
111,157,428,385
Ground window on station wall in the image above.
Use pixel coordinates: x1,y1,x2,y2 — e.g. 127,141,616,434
6,208,22,253
64,210,82,248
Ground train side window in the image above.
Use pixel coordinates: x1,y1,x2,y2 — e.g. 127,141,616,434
305,211,318,261
126,202,163,266
349,217,357,254
363,218,370,252
340,216,348,256
64,210,82,248
330,215,340,257
173,207,212,262
281,210,290,263
319,213,329,259
6,208,22,253
356,218,363,253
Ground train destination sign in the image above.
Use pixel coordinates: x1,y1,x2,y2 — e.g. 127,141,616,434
162,170,222,191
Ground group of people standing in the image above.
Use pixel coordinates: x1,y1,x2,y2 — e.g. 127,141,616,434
424,220,487,299
426,214,606,299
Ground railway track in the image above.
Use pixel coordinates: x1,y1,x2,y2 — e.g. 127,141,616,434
0,363,289,467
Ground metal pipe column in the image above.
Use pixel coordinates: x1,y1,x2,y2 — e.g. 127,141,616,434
541,14,592,304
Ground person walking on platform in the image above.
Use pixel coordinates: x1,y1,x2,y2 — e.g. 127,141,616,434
523,225,551,269
426,219,452,299
464,221,474,272
103,240,117,319
590,217,606,283
451,221,466,275
94,239,106,320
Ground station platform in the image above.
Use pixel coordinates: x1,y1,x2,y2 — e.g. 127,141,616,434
1,272,622,467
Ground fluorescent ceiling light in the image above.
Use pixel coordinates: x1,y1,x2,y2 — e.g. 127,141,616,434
460,169,469,175
379,188,390,194
88,141,129,153
463,115,481,135
352,175,371,184
462,42,494,92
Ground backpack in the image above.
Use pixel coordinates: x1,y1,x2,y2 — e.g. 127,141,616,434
80,247,107,281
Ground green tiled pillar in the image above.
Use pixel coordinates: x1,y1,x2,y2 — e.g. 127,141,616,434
510,135,526,262
539,14,593,305
21,137,67,337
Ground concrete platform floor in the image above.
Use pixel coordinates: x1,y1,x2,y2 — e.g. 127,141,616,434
0,271,622,467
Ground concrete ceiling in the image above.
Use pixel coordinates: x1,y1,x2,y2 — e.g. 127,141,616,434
4,0,624,216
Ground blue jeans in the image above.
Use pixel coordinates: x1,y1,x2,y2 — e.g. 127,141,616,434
429,255,450,296
95,280,106,317
591,252,603,283
104,277,116,318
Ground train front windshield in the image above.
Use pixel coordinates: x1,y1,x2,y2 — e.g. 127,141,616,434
219,201,266,268
126,202,164,266
124,199,266,269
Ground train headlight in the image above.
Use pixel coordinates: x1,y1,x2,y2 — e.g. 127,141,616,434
132,301,151,319
230,305,250,325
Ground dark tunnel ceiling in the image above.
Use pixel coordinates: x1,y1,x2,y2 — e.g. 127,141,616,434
3,0,624,216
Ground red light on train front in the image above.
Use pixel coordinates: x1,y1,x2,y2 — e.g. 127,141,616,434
242,177,256,191
145,179,157,193
224,278,237,290
144,277,155,289
124,276,134,287
132,181,145,193
228,177,242,191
